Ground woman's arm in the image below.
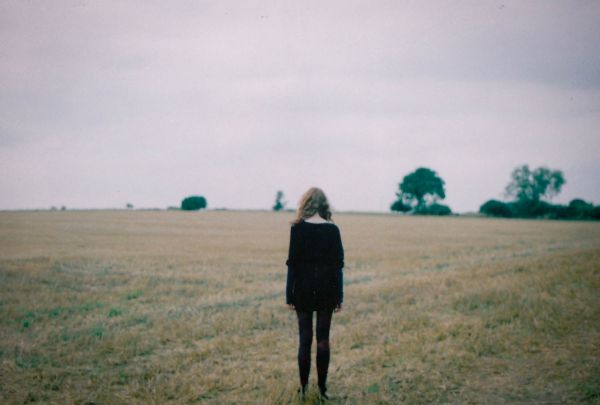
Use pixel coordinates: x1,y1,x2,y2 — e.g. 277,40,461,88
285,225,299,267
285,226,298,306
334,226,344,308
286,265,294,305
336,267,343,305
334,226,344,270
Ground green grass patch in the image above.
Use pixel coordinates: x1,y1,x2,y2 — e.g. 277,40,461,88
580,377,600,402
78,301,105,312
48,307,62,318
125,291,142,300
367,383,380,393
90,324,104,338
108,308,123,318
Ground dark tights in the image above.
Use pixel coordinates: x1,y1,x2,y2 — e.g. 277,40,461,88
296,308,333,392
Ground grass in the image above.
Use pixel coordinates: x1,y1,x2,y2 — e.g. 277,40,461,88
0,210,599,404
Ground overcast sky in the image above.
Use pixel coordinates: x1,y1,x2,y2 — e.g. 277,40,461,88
1,0,599,213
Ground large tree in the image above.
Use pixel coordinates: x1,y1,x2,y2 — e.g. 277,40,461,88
505,165,565,203
394,167,446,210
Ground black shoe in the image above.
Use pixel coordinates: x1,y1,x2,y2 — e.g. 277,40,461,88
297,385,307,399
319,388,330,400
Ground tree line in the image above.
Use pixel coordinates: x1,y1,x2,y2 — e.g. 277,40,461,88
178,164,599,220
386,164,599,220
479,165,600,220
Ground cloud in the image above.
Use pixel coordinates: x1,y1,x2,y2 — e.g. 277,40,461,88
1,0,599,211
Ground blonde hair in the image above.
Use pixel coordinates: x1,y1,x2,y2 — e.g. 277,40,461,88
293,187,333,224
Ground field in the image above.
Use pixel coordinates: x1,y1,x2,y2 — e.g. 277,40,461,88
0,210,599,404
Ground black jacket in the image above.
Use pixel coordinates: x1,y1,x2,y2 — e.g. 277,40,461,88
285,221,344,311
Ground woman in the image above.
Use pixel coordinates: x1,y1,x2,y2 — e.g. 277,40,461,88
285,187,344,399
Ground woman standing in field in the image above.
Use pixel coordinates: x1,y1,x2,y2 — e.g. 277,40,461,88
286,187,344,400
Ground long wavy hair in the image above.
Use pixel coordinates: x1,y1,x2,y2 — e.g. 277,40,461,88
292,187,333,224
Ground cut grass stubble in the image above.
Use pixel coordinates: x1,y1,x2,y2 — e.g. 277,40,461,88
0,211,599,403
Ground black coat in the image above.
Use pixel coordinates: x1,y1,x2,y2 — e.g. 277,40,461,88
285,221,344,311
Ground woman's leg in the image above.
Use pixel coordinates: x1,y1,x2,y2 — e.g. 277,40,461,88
316,308,334,394
295,309,313,388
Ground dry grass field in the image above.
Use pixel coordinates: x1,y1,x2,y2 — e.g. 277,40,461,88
0,210,599,404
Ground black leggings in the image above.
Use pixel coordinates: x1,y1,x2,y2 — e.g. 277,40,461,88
295,308,334,391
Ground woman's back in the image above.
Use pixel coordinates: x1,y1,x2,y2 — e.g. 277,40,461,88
287,221,344,267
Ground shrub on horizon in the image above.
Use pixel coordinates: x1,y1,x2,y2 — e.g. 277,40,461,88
567,199,594,219
415,203,452,216
480,200,513,218
181,196,207,211
390,199,411,213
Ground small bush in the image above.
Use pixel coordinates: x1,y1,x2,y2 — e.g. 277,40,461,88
390,200,411,213
548,204,570,219
567,199,593,219
512,200,554,217
416,203,452,216
181,196,207,211
480,200,513,218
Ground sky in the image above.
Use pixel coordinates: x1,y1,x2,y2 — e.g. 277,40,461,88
1,0,599,213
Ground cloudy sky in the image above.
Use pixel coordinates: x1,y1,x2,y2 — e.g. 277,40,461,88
1,0,599,212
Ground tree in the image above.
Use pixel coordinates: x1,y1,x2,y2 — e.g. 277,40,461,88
393,167,446,210
273,190,286,211
505,165,565,203
181,196,207,211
